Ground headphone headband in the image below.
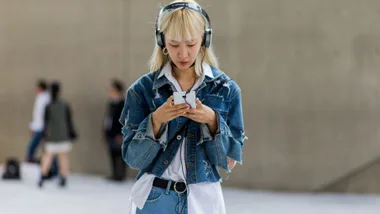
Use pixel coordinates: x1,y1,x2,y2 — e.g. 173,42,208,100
156,2,211,29
155,2,212,48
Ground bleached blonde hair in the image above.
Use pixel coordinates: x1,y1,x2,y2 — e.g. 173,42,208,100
148,0,219,76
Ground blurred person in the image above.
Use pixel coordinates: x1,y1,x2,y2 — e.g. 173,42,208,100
119,1,246,213
38,82,78,188
103,79,127,181
26,79,59,178
26,79,50,163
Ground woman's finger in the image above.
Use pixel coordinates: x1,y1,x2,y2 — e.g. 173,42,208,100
171,104,189,114
165,96,174,108
183,112,193,119
186,108,197,114
167,95,174,103
195,98,202,108
166,105,189,117
174,103,189,110
173,109,188,118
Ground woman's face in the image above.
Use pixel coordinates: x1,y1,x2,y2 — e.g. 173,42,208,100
165,36,202,70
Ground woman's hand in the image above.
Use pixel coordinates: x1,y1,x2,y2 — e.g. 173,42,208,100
227,157,237,170
151,96,190,137
184,98,217,135
152,96,190,124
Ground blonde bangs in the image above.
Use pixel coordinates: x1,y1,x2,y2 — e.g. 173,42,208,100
160,8,205,42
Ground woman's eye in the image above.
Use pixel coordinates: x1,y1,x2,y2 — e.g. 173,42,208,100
188,44,196,47
169,44,179,48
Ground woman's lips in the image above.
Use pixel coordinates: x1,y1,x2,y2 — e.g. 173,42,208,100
179,61,189,66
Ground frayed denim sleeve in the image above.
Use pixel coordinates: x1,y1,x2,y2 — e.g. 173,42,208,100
119,88,165,170
146,118,169,150
202,88,247,172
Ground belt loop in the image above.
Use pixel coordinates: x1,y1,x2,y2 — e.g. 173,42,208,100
165,180,172,195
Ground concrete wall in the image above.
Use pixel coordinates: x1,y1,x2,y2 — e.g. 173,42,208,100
1,0,380,192
0,0,126,175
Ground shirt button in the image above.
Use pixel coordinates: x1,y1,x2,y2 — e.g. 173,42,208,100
164,160,169,164
176,135,182,140
187,163,193,167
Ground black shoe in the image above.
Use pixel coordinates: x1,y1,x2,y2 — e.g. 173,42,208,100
38,175,48,188
113,177,125,182
59,177,66,188
106,176,124,182
38,179,44,188
105,176,115,181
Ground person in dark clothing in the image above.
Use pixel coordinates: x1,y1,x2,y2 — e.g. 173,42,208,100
103,79,127,181
38,82,78,188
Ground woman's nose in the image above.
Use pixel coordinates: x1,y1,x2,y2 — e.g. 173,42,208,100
178,46,188,59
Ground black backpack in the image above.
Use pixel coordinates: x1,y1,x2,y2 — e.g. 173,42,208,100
2,157,21,180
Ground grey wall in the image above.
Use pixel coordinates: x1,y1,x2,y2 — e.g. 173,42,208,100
0,0,126,175
1,0,380,192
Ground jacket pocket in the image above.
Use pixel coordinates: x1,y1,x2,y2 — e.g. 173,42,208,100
204,94,230,119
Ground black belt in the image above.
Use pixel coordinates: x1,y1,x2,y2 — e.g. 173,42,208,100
153,177,187,194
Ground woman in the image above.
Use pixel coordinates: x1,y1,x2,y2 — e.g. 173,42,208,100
119,0,246,213
38,82,77,188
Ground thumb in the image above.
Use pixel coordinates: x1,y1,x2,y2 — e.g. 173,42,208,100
196,98,202,106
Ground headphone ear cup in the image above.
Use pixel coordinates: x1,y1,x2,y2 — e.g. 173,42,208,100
202,31,206,47
203,29,212,48
160,32,165,48
156,30,165,48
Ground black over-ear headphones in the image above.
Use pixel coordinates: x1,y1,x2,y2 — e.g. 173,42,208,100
155,2,212,48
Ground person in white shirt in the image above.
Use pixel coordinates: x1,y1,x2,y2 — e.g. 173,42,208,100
26,79,51,163
119,1,246,214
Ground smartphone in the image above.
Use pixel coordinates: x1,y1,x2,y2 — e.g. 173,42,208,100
173,91,196,109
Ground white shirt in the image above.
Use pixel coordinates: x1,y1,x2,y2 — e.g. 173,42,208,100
29,91,51,132
129,63,226,214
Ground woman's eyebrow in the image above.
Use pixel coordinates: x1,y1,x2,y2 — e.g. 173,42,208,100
186,40,197,44
169,40,180,43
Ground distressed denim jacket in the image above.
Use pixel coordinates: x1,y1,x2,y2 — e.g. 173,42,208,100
119,66,246,184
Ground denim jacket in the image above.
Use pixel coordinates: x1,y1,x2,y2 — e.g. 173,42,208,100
119,66,246,184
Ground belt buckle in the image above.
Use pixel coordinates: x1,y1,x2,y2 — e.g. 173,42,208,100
174,181,187,194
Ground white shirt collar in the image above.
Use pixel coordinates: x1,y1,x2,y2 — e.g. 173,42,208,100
158,62,214,79
157,62,214,92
